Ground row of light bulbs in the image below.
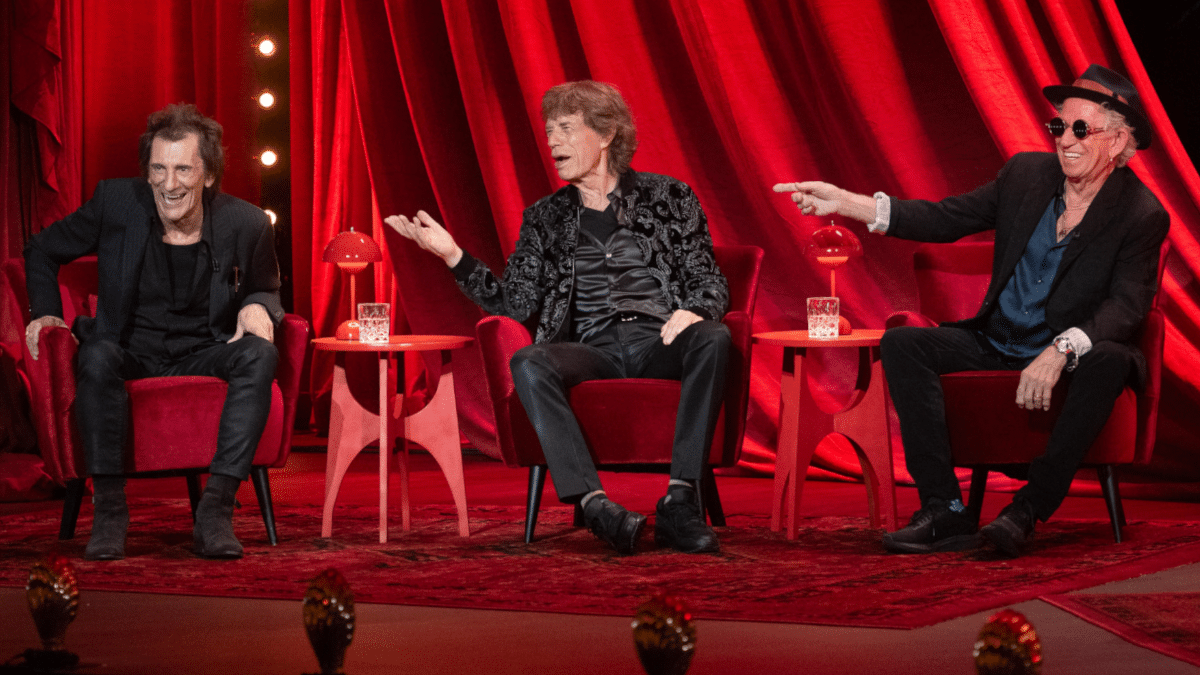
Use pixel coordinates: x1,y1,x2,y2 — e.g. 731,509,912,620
255,36,280,171
256,35,281,226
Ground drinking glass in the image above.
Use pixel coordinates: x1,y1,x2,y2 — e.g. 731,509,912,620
357,303,390,344
806,297,839,340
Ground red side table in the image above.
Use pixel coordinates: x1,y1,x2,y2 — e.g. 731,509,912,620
752,329,898,539
313,335,473,542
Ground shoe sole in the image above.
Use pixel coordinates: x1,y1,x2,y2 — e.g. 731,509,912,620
193,533,244,559
653,526,720,554
194,548,244,560
882,533,979,554
981,524,1027,558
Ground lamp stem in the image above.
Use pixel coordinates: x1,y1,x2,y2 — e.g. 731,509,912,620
349,274,357,322
830,269,836,298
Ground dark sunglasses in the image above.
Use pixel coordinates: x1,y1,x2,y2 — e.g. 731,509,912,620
1046,117,1108,140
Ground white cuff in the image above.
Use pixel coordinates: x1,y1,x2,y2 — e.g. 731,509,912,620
869,192,891,234
1057,327,1092,357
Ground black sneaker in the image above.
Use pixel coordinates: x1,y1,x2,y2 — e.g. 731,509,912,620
881,497,979,553
654,485,720,553
582,496,646,555
981,497,1037,558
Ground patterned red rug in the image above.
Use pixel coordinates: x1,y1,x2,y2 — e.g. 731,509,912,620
1041,592,1200,666
3,500,1199,629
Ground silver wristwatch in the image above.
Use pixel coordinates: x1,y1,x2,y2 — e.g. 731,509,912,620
1054,336,1078,372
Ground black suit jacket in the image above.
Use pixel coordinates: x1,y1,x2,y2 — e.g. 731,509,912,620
23,178,283,344
889,152,1169,371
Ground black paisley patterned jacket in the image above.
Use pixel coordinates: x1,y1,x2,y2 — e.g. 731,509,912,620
453,170,729,344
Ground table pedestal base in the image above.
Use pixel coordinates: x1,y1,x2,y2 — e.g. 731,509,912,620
322,350,469,542
770,344,898,539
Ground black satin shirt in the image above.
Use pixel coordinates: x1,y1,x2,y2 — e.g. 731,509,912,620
571,204,672,342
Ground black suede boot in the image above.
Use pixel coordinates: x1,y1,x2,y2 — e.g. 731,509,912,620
193,474,243,559
84,476,128,561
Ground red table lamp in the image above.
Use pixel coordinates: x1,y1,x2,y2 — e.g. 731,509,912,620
805,221,863,333
322,227,383,340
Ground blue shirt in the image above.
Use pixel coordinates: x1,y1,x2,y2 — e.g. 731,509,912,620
983,194,1069,361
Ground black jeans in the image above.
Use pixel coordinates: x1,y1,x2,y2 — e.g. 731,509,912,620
510,318,731,502
880,325,1135,520
75,336,279,479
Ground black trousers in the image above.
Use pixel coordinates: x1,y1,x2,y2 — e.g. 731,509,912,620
510,318,731,503
75,336,279,479
880,325,1135,521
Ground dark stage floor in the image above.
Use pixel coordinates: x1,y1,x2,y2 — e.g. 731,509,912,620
2,441,1199,674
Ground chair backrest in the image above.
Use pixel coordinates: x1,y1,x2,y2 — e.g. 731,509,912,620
710,244,765,462
912,241,992,323
713,244,764,318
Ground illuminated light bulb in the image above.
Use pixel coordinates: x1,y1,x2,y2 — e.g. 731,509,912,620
258,91,276,109
260,150,278,167
257,37,276,57
263,209,278,225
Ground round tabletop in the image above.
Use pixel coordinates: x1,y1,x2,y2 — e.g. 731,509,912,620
753,328,885,348
313,335,474,352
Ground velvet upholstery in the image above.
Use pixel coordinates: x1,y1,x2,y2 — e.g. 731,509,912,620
4,258,310,544
475,245,763,542
888,241,1166,542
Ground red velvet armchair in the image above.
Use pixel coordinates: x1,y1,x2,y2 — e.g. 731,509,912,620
887,241,1166,542
476,244,764,543
3,257,310,545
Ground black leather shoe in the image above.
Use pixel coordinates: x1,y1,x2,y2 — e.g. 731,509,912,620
654,485,719,553
881,497,978,554
84,476,128,561
981,497,1037,558
193,474,244,559
582,496,646,555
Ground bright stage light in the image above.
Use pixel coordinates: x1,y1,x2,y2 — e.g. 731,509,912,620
260,149,278,167
263,209,278,225
258,90,276,109
256,37,277,57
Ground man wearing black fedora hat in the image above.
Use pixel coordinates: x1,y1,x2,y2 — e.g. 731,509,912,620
775,64,1169,557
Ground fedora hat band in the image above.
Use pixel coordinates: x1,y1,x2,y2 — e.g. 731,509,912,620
1072,78,1129,106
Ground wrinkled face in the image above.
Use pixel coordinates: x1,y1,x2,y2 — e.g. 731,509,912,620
545,113,610,184
147,132,214,229
1054,98,1126,183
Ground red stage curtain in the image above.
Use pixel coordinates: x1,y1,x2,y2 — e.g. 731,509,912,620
1,0,262,244
0,0,264,494
5,1,1199,488
291,0,1200,484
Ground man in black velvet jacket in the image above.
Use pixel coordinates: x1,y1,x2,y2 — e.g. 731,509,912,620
387,81,730,555
24,104,283,561
776,64,1169,558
